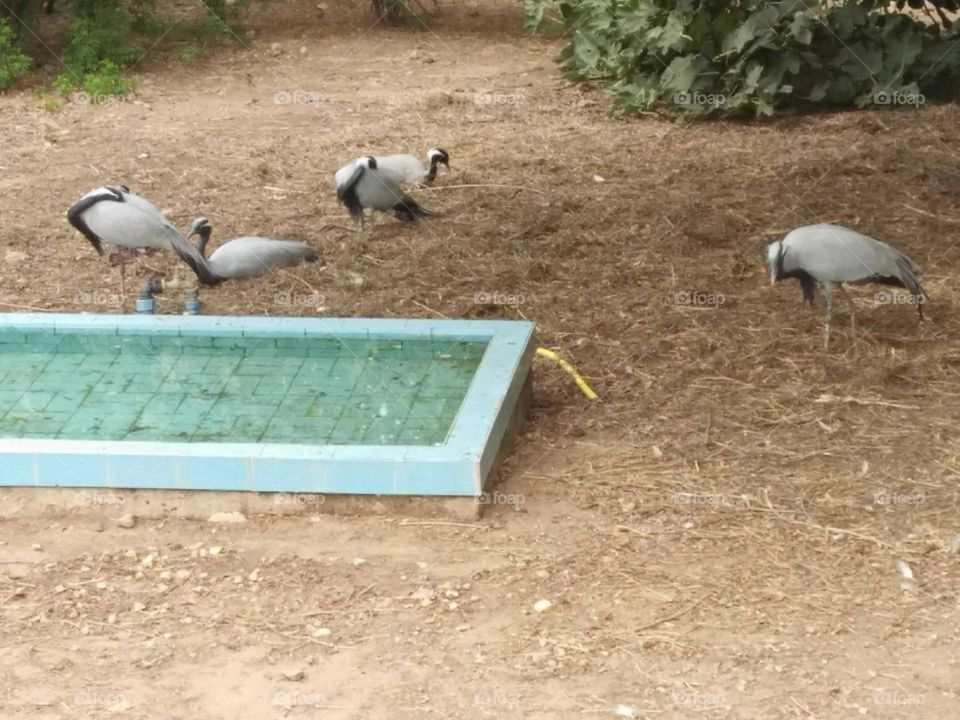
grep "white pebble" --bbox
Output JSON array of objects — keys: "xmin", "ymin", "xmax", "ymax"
[{"xmin": 533, "ymin": 599, "xmax": 552, "ymax": 613}]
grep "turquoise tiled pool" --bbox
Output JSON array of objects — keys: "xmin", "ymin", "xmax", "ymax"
[
  {"xmin": 0, "ymin": 331, "xmax": 486, "ymax": 445},
  {"xmin": 0, "ymin": 315, "xmax": 535, "ymax": 496}
]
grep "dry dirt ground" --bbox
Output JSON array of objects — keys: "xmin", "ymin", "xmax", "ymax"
[{"xmin": 1, "ymin": 1, "xmax": 960, "ymax": 718}]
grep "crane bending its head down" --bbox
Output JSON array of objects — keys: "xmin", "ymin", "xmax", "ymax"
[
  {"xmin": 766, "ymin": 224, "xmax": 925, "ymax": 352},
  {"xmin": 187, "ymin": 217, "xmax": 318, "ymax": 284}
]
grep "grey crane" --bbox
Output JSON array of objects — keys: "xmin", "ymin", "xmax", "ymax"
[
  {"xmin": 766, "ymin": 224, "xmax": 925, "ymax": 352},
  {"xmin": 373, "ymin": 148, "xmax": 450, "ymax": 185},
  {"xmin": 186, "ymin": 217, "xmax": 318, "ymax": 284},
  {"xmin": 67, "ymin": 184, "xmax": 209, "ymax": 293},
  {"xmin": 333, "ymin": 156, "xmax": 431, "ymax": 230}
]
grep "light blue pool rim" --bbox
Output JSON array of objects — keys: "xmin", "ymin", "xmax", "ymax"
[{"xmin": 0, "ymin": 314, "xmax": 536, "ymax": 496}]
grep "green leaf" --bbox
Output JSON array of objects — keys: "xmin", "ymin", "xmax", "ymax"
[
  {"xmin": 659, "ymin": 53, "xmax": 704, "ymax": 93},
  {"xmin": 657, "ymin": 11, "xmax": 691, "ymax": 52},
  {"xmin": 720, "ymin": 6, "xmax": 779, "ymax": 56},
  {"xmin": 789, "ymin": 12, "xmax": 814, "ymax": 45},
  {"xmin": 809, "ymin": 82, "xmax": 830, "ymax": 102},
  {"xmin": 571, "ymin": 32, "xmax": 602, "ymax": 74}
]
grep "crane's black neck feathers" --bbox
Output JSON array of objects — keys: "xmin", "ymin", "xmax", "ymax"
[
  {"xmin": 337, "ymin": 165, "xmax": 367, "ymax": 224},
  {"xmin": 425, "ymin": 149, "xmax": 449, "ymax": 182},
  {"xmin": 195, "ymin": 226, "xmax": 212, "ymax": 259},
  {"xmin": 66, "ymin": 187, "xmax": 125, "ymax": 256}
]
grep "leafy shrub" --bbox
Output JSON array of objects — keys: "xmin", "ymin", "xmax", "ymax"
[
  {"xmin": 64, "ymin": 1, "xmax": 142, "ymax": 72},
  {"xmin": 81, "ymin": 59, "xmax": 134, "ymax": 98},
  {"xmin": 54, "ymin": 0, "xmax": 141, "ymax": 97},
  {"xmin": 2, "ymin": 0, "xmax": 247, "ymax": 99},
  {"xmin": 523, "ymin": 0, "xmax": 960, "ymax": 117},
  {"xmin": 0, "ymin": 19, "xmax": 31, "ymax": 89}
]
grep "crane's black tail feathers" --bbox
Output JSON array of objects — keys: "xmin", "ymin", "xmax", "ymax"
[
  {"xmin": 894, "ymin": 255, "xmax": 926, "ymax": 319},
  {"xmin": 392, "ymin": 196, "xmax": 431, "ymax": 222},
  {"xmin": 799, "ymin": 273, "xmax": 816, "ymax": 305}
]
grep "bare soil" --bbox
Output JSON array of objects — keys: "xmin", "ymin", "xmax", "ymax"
[{"xmin": 1, "ymin": 1, "xmax": 959, "ymax": 718}]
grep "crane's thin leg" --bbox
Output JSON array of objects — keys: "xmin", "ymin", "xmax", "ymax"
[
  {"xmin": 837, "ymin": 284, "xmax": 857, "ymax": 345},
  {"xmin": 119, "ymin": 262, "xmax": 127, "ymax": 300},
  {"xmin": 823, "ymin": 282, "xmax": 835, "ymax": 354}
]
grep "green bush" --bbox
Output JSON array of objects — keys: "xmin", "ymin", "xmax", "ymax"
[
  {"xmin": 53, "ymin": 0, "xmax": 141, "ymax": 97},
  {"xmin": 524, "ymin": 0, "xmax": 960, "ymax": 117},
  {"xmin": 0, "ymin": 19, "xmax": 31, "ymax": 89},
  {"xmin": 2, "ymin": 0, "xmax": 250, "ymax": 99},
  {"xmin": 64, "ymin": 1, "xmax": 142, "ymax": 72}
]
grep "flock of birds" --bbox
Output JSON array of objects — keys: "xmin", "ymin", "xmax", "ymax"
[
  {"xmin": 66, "ymin": 146, "xmax": 926, "ymax": 353},
  {"xmin": 65, "ymin": 147, "xmax": 451, "ymax": 290}
]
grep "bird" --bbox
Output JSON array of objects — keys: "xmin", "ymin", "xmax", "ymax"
[
  {"xmin": 372, "ymin": 148, "xmax": 450, "ymax": 185},
  {"xmin": 334, "ymin": 156, "xmax": 431, "ymax": 230},
  {"xmin": 186, "ymin": 217, "xmax": 318, "ymax": 284},
  {"xmin": 67, "ymin": 184, "xmax": 212, "ymax": 293},
  {"xmin": 766, "ymin": 224, "xmax": 925, "ymax": 352}
]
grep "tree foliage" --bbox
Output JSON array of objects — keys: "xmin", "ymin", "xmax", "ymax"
[
  {"xmin": 1, "ymin": 0, "xmax": 245, "ymax": 98},
  {"xmin": 523, "ymin": 0, "xmax": 960, "ymax": 116},
  {"xmin": 0, "ymin": 20, "xmax": 31, "ymax": 90}
]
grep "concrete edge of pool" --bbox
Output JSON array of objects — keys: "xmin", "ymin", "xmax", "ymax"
[{"xmin": 0, "ymin": 314, "xmax": 535, "ymax": 515}]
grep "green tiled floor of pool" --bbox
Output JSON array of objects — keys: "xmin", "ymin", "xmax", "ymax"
[{"xmin": 0, "ymin": 331, "xmax": 487, "ymax": 445}]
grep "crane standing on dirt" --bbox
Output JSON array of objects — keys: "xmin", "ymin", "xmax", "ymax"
[{"xmin": 766, "ymin": 224, "xmax": 925, "ymax": 353}]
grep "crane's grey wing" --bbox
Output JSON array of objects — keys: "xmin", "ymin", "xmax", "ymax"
[
  {"xmin": 74, "ymin": 189, "xmax": 177, "ymax": 252},
  {"xmin": 828, "ymin": 227, "xmax": 924, "ymax": 296},
  {"xmin": 357, "ymin": 169, "xmax": 431, "ymax": 220},
  {"xmin": 373, "ymin": 154, "xmax": 426, "ymax": 184},
  {"xmin": 208, "ymin": 237, "xmax": 317, "ymax": 280},
  {"xmin": 115, "ymin": 189, "xmax": 216, "ymax": 285},
  {"xmin": 66, "ymin": 186, "xmax": 125, "ymax": 255},
  {"xmin": 784, "ymin": 224, "xmax": 925, "ymax": 298}
]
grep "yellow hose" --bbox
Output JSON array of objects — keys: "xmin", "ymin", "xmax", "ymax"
[{"xmin": 535, "ymin": 347, "xmax": 598, "ymax": 400}]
